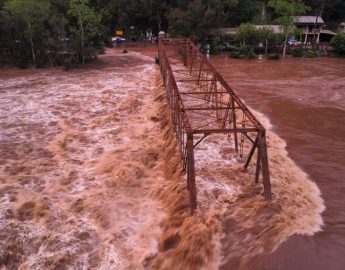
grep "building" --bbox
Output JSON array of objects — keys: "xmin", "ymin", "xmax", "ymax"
[
  {"xmin": 294, "ymin": 16, "xmax": 337, "ymax": 44},
  {"xmin": 211, "ymin": 16, "xmax": 336, "ymax": 45},
  {"xmin": 254, "ymin": 25, "xmax": 282, "ymax": 34},
  {"xmin": 294, "ymin": 16, "xmax": 325, "ymax": 44},
  {"xmin": 338, "ymin": 22, "xmax": 345, "ymax": 34},
  {"xmin": 209, "ymin": 28, "xmax": 238, "ymax": 37}
]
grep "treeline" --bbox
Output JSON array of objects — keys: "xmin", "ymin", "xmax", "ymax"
[
  {"xmin": 0, "ymin": 0, "xmax": 103, "ymax": 68},
  {"xmin": 0, "ymin": 0, "xmax": 344, "ymax": 67}
]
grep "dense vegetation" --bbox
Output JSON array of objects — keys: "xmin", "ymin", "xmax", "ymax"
[
  {"xmin": 330, "ymin": 34, "xmax": 345, "ymax": 55},
  {"xmin": 0, "ymin": 0, "xmax": 344, "ymax": 67}
]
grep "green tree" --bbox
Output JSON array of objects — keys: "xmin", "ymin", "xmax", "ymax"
[
  {"xmin": 268, "ymin": 0, "xmax": 309, "ymax": 58},
  {"xmin": 259, "ymin": 0, "xmax": 269, "ymax": 22},
  {"xmin": 236, "ymin": 23, "xmax": 259, "ymax": 47},
  {"xmin": 4, "ymin": 0, "xmax": 50, "ymax": 64},
  {"xmin": 224, "ymin": 0, "xmax": 260, "ymax": 26},
  {"xmin": 257, "ymin": 26, "xmax": 275, "ymax": 56},
  {"xmin": 330, "ymin": 34, "xmax": 345, "ymax": 55},
  {"xmin": 68, "ymin": 0, "xmax": 101, "ymax": 64},
  {"xmin": 167, "ymin": 0, "xmax": 221, "ymax": 39},
  {"xmin": 168, "ymin": 0, "xmax": 204, "ymax": 39},
  {"xmin": 141, "ymin": 0, "xmax": 169, "ymax": 32},
  {"xmin": 304, "ymin": 0, "xmax": 345, "ymax": 24}
]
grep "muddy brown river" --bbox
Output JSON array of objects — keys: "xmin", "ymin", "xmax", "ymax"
[
  {"xmin": 0, "ymin": 46, "xmax": 343, "ymax": 269},
  {"xmin": 211, "ymin": 55, "xmax": 345, "ymax": 270}
]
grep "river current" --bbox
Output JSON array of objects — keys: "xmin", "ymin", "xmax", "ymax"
[
  {"xmin": 0, "ymin": 47, "xmax": 343, "ymax": 269},
  {"xmin": 211, "ymin": 55, "xmax": 345, "ymax": 270}
]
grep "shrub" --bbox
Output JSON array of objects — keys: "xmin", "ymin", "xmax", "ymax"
[
  {"xmin": 99, "ymin": 47, "xmax": 106, "ymax": 54},
  {"xmin": 210, "ymin": 39, "xmax": 220, "ymax": 55},
  {"xmin": 226, "ymin": 45, "xmax": 241, "ymax": 52},
  {"xmin": 35, "ymin": 54, "xmax": 49, "ymax": 68},
  {"xmin": 13, "ymin": 43, "xmax": 31, "ymax": 68},
  {"xmin": 267, "ymin": 53, "xmax": 280, "ymax": 60},
  {"xmin": 230, "ymin": 51, "xmax": 242, "ymax": 58},
  {"xmin": 244, "ymin": 50, "xmax": 256, "ymax": 59},
  {"xmin": 304, "ymin": 50, "xmax": 317, "ymax": 58},
  {"xmin": 291, "ymin": 47, "xmax": 304, "ymax": 57},
  {"xmin": 14, "ymin": 56, "xmax": 30, "ymax": 69},
  {"xmin": 84, "ymin": 47, "xmax": 98, "ymax": 60},
  {"xmin": 63, "ymin": 56, "xmax": 77, "ymax": 70},
  {"xmin": 229, "ymin": 46, "xmax": 256, "ymax": 59},
  {"xmin": 330, "ymin": 34, "xmax": 345, "ymax": 55},
  {"xmin": 14, "ymin": 53, "xmax": 30, "ymax": 68}
]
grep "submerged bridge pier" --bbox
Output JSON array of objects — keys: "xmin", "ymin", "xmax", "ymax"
[{"xmin": 158, "ymin": 38, "xmax": 272, "ymax": 214}]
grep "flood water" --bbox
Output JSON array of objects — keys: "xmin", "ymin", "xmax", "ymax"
[
  {"xmin": 0, "ymin": 46, "xmax": 343, "ymax": 270},
  {"xmin": 211, "ymin": 55, "xmax": 345, "ymax": 270}
]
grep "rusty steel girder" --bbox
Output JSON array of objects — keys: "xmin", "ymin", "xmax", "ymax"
[{"xmin": 158, "ymin": 38, "xmax": 272, "ymax": 214}]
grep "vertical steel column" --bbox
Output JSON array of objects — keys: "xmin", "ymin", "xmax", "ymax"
[
  {"xmin": 190, "ymin": 46, "xmax": 194, "ymax": 74},
  {"xmin": 231, "ymin": 98, "xmax": 239, "ymax": 153},
  {"xmin": 259, "ymin": 132, "xmax": 272, "ymax": 201},
  {"xmin": 197, "ymin": 58, "xmax": 203, "ymax": 85},
  {"xmin": 255, "ymin": 145, "xmax": 261, "ymax": 184},
  {"xmin": 185, "ymin": 41, "xmax": 189, "ymax": 67},
  {"xmin": 244, "ymin": 134, "xmax": 259, "ymax": 169},
  {"xmin": 187, "ymin": 132, "xmax": 197, "ymax": 214}
]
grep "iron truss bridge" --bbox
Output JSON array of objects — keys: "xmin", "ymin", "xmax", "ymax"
[{"xmin": 158, "ymin": 38, "xmax": 272, "ymax": 214}]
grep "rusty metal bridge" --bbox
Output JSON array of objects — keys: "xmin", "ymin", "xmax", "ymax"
[{"xmin": 158, "ymin": 38, "xmax": 272, "ymax": 214}]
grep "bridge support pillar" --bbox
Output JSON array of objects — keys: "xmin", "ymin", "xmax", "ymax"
[
  {"xmin": 259, "ymin": 132, "xmax": 272, "ymax": 201},
  {"xmin": 187, "ymin": 133, "xmax": 197, "ymax": 214}
]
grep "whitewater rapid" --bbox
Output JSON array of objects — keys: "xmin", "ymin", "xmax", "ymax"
[{"xmin": 0, "ymin": 50, "xmax": 324, "ymax": 270}]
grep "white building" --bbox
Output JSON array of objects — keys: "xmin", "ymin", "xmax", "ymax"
[
  {"xmin": 211, "ymin": 16, "xmax": 337, "ymax": 44},
  {"xmin": 294, "ymin": 16, "xmax": 324, "ymax": 44}
]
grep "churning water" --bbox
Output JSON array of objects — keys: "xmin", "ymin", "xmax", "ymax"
[
  {"xmin": 212, "ymin": 55, "xmax": 345, "ymax": 270},
  {"xmin": 0, "ymin": 49, "xmax": 327, "ymax": 269}
]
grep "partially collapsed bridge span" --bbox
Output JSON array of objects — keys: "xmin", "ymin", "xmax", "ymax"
[{"xmin": 158, "ymin": 38, "xmax": 272, "ymax": 213}]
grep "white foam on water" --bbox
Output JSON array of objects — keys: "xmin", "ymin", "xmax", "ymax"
[
  {"xmin": 0, "ymin": 53, "xmax": 166, "ymax": 269},
  {"xmin": 0, "ymin": 49, "xmax": 325, "ymax": 270}
]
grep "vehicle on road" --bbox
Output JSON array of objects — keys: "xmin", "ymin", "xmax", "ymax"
[
  {"xmin": 288, "ymin": 39, "xmax": 302, "ymax": 46},
  {"xmin": 112, "ymin": 36, "xmax": 126, "ymax": 46}
]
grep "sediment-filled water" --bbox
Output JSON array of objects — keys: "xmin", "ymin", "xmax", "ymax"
[
  {"xmin": 0, "ymin": 48, "xmax": 332, "ymax": 269},
  {"xmin": 211, "ymin": 55, "xmax": 345, "ymax": 270},
  {"xmin": 0, "ymin": 51, "xmax": 168, "ymax": 269}
]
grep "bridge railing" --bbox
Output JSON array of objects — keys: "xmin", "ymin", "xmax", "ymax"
[{"xmin": 158, "ymin": 38, "xmax": 191, "ymax": 167}]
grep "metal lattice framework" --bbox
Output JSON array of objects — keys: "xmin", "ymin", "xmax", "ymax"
[{"xmin": 158, "ymin": 38, "xmax": 272, "ymax": 213}]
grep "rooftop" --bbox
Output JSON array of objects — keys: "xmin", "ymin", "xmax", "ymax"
[
  {"xmin": 320, "ymin": 29, "xmax": 337, "ymax": 36},
  {"xmin": 255, "ymin": 25, "xmax": 282, "ymax": 33},
  {"xmin": 210, "ymin": 28, "xmax": 238, "ymax": 35},
  {"xmin": 295, "ymin": 16, "xmax": 324, "ymax": 25}
]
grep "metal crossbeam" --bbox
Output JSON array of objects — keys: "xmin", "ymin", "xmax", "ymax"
[{"xmin": 158, "ymin": 38, "xmax": 272, "ymax": 214}]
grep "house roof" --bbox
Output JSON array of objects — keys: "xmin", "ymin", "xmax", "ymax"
[
  {"xmin": 210, "ymin": 28, "xmax": 238, "ymax": 35},
  {"xmin": 254, "ymin": 25, "xmax": 282, "ymax": 34},
  {"xmin": 210, "ymin": 25, "xmax": 283, "ymax": 36},
  {"xmin": 320, "ymin": 29, "xmax": 337, "ymax": 36},
  {"xmin": 295, "ymin": 16, "xmax": 324, "ymax": 25}
]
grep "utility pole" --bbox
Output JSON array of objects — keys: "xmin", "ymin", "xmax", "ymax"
[{"xmin": 312, "ymin": 0, "xmax": 326, "ymax": 49}]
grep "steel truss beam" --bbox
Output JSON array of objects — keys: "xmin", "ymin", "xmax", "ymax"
[{"xmin": 158, "ymin": 38, "xmax": 272, "ymax": 214}]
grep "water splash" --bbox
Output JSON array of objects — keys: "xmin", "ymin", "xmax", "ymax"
[{"xmin": 0, "ymin": 50, "xmax": 325, "ymax": 270}]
